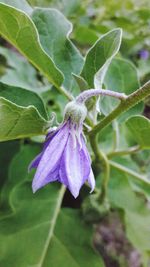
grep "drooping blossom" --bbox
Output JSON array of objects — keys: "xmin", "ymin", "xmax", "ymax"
[{"xmin": 29, "ymin": 101, "xmax": 95, "ymax": 198}]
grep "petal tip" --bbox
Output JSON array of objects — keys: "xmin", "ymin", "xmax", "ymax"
[
  {"xmin": 88, "ymin": 169, "xmax": 95, "ymax": 193},
  {"xmin": 69, "ymin": 187, "xmax": 80, "ymax": 199},
  {"xmin": 32, "ymin": 186, "xmax": 37, "ymax": 194},
  {"xmin": 72, "ymin": 192, "xmax": 79, "ymax": 199},
  {"xmin": 32, "ymin": 181, "xmax": 40, "ymax": 193}
]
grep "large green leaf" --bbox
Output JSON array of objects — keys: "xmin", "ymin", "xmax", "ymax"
[
  {"xmin": 0, "ymin": 0, "xmax": 32, "ymax": 13},
  {"xmin": 32, "ymin": 8, "xmax": 84, "ymax": 90},
  {"xmin": 109, "ymin": 168, "xmax": 144, "ymax": 211},
  {"xmin": 48, "ymin": 209, "xmax": 104, "ymax": 267},
  {"xmin": 104, "ymin": 58, "xmax": 139, "ymax": 107},
  {"xmin": 73, "ymin": 25, "xmax": 98, "ymax": 46},
  {"xmin": 0, "ymin": 145, "xmax": 104, "ymax": 267},
  {"xmin": 126, "ymin": 115, "xmax": 150, "ymax": 149},
  {"xmin": 28, "ymin": 0, "xmax": 80, "ymax": 17},
  {"xmin": 0, "ymin": 46, "xmax": 48, "ymax": 91},
  {"xmin": 101, "ymin": 58, "xmax": 143, "ymax": 118},
  {"xmin": 109, "ymin": 155, "xmax": 150, "ymax": 199},
  {"xmin": 81, "ymin": 28, "xmax": 122, "ymax": 88},
  {"xmin": 0, "ymin": 3, "xmax": 63, "ymax": 87},
  {"xmin": 0, "ymin": 141, "xmax": 19, "ymax": 188},
  {"xmin": 0, "ymin": 82, "xmax": 48, "ymax": 119},
  {"xmin": 108, "ymin": 167, "xmax": 150, "ymax": 260},
  {"xmin": 125, "ymin": 211, "xmax": 150, "ymax": 253},
  {"xmin": 0, "ymin": 97, "xmax": 48, "ymax": 141}
]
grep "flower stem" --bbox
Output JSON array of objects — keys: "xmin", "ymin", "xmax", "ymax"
[
  {"xmin": 76, "ymin": 88, "xmax": 127, "ymax": 103},
  {"xmin": 89, "ymin": 136, "xmax": 110, "ymax": 203},
  {"xmin": 89, "ymin": 80, "xmax": 150, "ymax": 136},
  {"xmin": 107, "ymin": 145, "xmax": 141, "ymax": 158}
]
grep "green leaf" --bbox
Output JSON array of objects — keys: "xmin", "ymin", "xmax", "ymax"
[
  {"xmin": 108, "ymin": 167, "xmax": 150, "ymax": 260},
  {"xmin": 0, "ymin": 0, "xmax": 32, "ymax": 13},
  {"xmin": 109, "ymin": 159, "xmax": 149, "ymax": 188},
  {"xmin": 0, "ymin": 46, "xmax": 48, "ymax": 91},
  {"xmin": 0, "ymin": 82, "xmax": 48, "ymax": 119},
  {"xmin": 0, "ymin": 145, "xmax": 41, "ymax": 212},
  {"xmin": 72, "ymin": 74, "xmax": 89, "ymax": 91},
  {"xmin": 0, "ymin": 3, "xmax": 63, "ymax": 87},
  {"xmin": 125, "ymin": 211, "xmax": 150, "ymax": 253},
  {"xmin": 0, "ymin": 141, "xmax": 19, "ymax": 188},
  {"xmin": 0, "ymin": 145, "xmax": 104, "ymax": 267},
  {"xmin": 101, "ymin": 58, "xmax": 143, "ymax": 117},
  {"xmin": 105, "ymin": 58, "xmax": 139, "ymax": 103},
  {"xmin": 54, "ymin": 0, "xmax": 80, "ymax": 17},
  {"xmin": 32, "ymin": 8, "xmax": 84, "ymax": 90},
  {"xmin": 0, "ymin": 97, "xmax": 48, "ymax": 141},
  {"xmin": 109, "ymin": 169, "xmax": 140, "ymax": 211},
  {"xmin": 49, "ymin": 209, "xmax": 104, "ymax": 267},
  {"xmin": 126, "ymin": 115, "xmax": 150, "ymax": 149},
  {"xmin": 73, "ymin": 25, "xmax": 98, "ymax": 46},
  {"xmin": 109, "ymin": 155, "xmax": 150, "ymax": 199},
  {"xmin": 81, "ymin": 28, "xmax": 122, "ymax": 88},
  {"xmin": 28, "ymin": 0, "xmax": 80, "ymax": 17}
]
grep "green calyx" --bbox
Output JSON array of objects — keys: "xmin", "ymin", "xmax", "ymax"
[{"xmin": 64, "ymin": 101, "xmax": 87, "ymax": 125}]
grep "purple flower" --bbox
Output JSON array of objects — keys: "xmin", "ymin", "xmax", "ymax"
[
  {"xmin": 139, "ymin": 49, "xmax": 149, "ymax": 60},
  {"xmin": 29, "ymin": 102, "xmax": 95, "ymax": 198}
]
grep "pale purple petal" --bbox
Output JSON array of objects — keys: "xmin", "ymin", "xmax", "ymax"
[
  {"xmin": 59, "ymin": 134, "xmax": 90, "ymax": 198},
  {"xmin": 45, "ymin": 128, "xmax": 59, "ymax": 143},
  {"xmin": 43, "ymin": 130, "xmax": 58, "ymax": 150},
  {"xmin": 32, "ymin": 123, "xmax": 69, "ymax": 193},
  {"xmin": 81, "ymin": 135, "xmax": 91, "ymax": 163},
  {"xmin": 28, "ymin": 152, "xmax": 43, "ymax": 171},
  {"xmin": 81, "ymin": 135, "xmax": 95, "ymax": 192},
  {"xmin": 32, "ymin": 168, "xmax": 59, "ymax": 192},
  {"xmin": 88, "ymin": 169, "xmax": 95, "ymax": 192},
  {"xmin": 29, "ymin": 129, "xmax": 58, "ymax": 172},
  {"xmin": 30, "ymin": 118, "xmax": 95, "ymax": 197}
]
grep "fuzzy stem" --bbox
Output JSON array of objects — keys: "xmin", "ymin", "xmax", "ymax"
[
  {"xmin": 76, "ymin": 88, "xmax": 127, "ymax": 103},
  {"xmin": 89, "ymin": 80, "xmax": 150, "ymax": 136}
]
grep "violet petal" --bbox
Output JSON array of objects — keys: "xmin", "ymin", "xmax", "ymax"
[
  {"xmin": 81, "ymin": 136, "xmax": 95, "ymax": 192},
  {"xmin": 32, "ymin": 168, "xmax": 59, "ymax": 193},
  {"xmin": 88, "ymin": 169, "xmax": 95, "ymax": 192},
  {"xmin": 59, "ymin": 134, "xmax": 90, "ymax": 198},
  {"xmin": 29, "ymin": 129, "xmax": 58, "ymax": 172},
  {"xmin": 32, "ymin": 124, "xmax": 69, "ymax": 192},
  {"xmin": 28, "ymin": 152, "xmax": 43, "ymax": 171}
]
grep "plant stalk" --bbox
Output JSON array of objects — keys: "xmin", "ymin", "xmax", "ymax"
[
  {"xmin": 76, "ymin": 88, "xmax": 127, "ymax": 103},
  {"xmin": 89, "ymin": 80, "xmax": 150, "ymax": 136}
]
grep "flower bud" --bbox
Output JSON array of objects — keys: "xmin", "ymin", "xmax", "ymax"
[{"xmin": 64, "ymin": 101, "xmax": 87, "ymax": 125}]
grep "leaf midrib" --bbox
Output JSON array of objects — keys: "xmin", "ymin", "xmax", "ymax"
[{"xmin": 37, "ymin": 185, "xmax": 65, "ymax": 267}]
